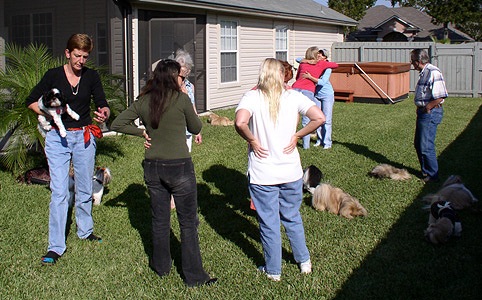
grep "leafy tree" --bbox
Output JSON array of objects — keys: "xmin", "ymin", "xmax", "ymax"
[
  {"xmin": 391, "ymin": 0, "xmax": 481, "ymax": 41},
  {"xmin": 0, "ymin": 43, "xmax": 126, "ymax": 176},
  {"xmin": 328, "ymin": 0, "xmax": 376, "ymax": 36},
  {"xmin": 328, "ymin": 0, "xmax": 376, "ymax": 21},
  {"xmin": 390, "ymin": 0, "xmax": 427, "ymax": 9}
]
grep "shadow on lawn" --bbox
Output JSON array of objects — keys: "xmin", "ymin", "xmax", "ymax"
[
  {"xmin": 105, "ymin": 183, "xmax": 183, "ymax": 275},
  {"xmin": 333, "ymin": 106, "xmax": 482, "ymax": 299},
  {"xmin": 200, "ymin": 164, "xmax": 297, "ymax": 267},
  {"xmin": 335, "ymin": 141, "xmax": 420, "ymax": 177}
]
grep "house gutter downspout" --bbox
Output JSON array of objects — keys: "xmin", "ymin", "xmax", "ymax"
[{"xmin": 113, "ymin": 0, "xmax": 133, "ymax": 106}]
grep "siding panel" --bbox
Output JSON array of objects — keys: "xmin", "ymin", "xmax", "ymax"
[{"xmin": 206, "ymin": 15, "xmax": 344, "ymax": 110}]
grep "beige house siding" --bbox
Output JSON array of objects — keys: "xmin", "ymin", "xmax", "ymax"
[
  {"xmin": 206, "ymin": 14, "xmax": 344, "ymax": 110},
  {"xmin": 292, "ymin": 23, "xmax": 343, "ymax": 62},
  {"xmin": 3, "ymin": 0, "xmax": 109, "ymax": 61}
]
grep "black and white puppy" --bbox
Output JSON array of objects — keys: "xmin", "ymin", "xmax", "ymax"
[
  {"xmin": 69, "ymin": 167, "xmax": 112, "ymax": 206},
  {"xmin": 38, "ymin": 88, "xmax": 79, "ymax": 137},
  {"xmin": 303, "ymin": 165, "xmax": 324, "ymax": 193},
  {"xmin": 425, "ymin": 201, "xmax": 462, "ymax": 245}
]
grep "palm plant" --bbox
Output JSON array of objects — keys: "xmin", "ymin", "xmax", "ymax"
[{"xmin": 0, "ymin": 43, "xmax": 126, "ymax": 176}]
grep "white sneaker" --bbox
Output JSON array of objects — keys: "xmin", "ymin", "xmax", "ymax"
[
  {"xmin": 313, "ymin": 141, "xmax": 321, "ymax": 147},
  {"xmin": 299, "ymin": 259, "xmax": 312, "ymax": 274},
  {"xmin": 258, "ymin": 266, "xmax": 281, "ymax": 281}
]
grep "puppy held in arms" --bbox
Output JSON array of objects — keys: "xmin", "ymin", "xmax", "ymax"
[
  {"xmin": 38, "ymin": 88, "xmax": 79, "ymax": 137},
  {"xmin": 425, "ymin": 201, "xmax": 462, "ymax": 245},
  {"xmin": 370, "ymin": 164, "xmax": 411, "ymax": 181},
  {"xmin": 311, "ymin": 183, "xmax": 367, "ymax": 219},
  {"xmin": 207, "ymin": 112, "xmax": 234, "ymax": 126},
  {"xmin": 69, "ymin": 166, "xmax": 112, "ymax": 206}
]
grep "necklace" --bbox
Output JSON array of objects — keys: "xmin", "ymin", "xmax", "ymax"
[{"xmin": 71, "ymin": 76, "xmax": 81, "ymax": 95}]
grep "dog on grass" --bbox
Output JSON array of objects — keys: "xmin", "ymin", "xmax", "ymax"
[
  {"xmin": 302, "ymin": 165, "xmax": 367, "ymax": 219},
  {"xmin": 310, "ymin": 183, "xmax": 367, "ymax": 219},
  {"xmin": 37, "ymin": 88, "xmax": 79, "ymax": 137},
  {"xmin": 302, "ymin": 165, "xmax": 324, "ymax": 193},
  {"xmin": 422, "ymin": 175, "xmax": 478, "ymax": 211},
  {"xmin": 69, "ymin": 166, "xmax": 112, "ymax": 206},
  {"xmin": 370, "ymin": 164, "xmax": 411, "ymax": 181},
  {"xmin": 424, "ymin": 200, "xmax": 462, "ymax": 245},
  {"xmin": 207, "ymin": 112, "xmax": 234, "ymax": 126}
]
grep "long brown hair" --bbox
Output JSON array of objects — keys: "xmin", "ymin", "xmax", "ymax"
[{"xmin": 139, "ymin": 59, "xmax": 181, "ymax": 129}]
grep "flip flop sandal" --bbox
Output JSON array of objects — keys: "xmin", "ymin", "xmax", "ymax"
[{"xmin": 41, "ymin": 251, "xmax": 61, "ymax": 265}]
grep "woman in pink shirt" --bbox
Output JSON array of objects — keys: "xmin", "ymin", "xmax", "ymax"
[{"xmin": 292, "ymin": 46, "xmax": 338, "ymax": 149}]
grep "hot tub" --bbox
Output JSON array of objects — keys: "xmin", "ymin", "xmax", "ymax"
[{"xmin": 330, "ymin": 62, "xmax": 411, "ymax": 104}]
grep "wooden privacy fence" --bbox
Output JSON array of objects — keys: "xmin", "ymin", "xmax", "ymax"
[{"xmin": 332, "ymin": 42, "xmax": 482, "ymax": 98}]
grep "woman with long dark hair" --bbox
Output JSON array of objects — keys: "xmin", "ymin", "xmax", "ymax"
[{"xmin": 111, "ymin": 59, "xmax": 216, "ymax": 287}]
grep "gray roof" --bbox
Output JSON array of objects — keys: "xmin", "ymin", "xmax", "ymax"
[
  {"xmin": 350, "ymin": 5, "xmax": 473, "ymax": 42},
  {"xmin": 134, "ymin": 0, "xmax": 357, "ymax": 26}
]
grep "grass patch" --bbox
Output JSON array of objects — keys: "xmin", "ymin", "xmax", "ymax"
[{"xmin": 1, "ymin": 97, "xmax": 481, "ymax": 299}]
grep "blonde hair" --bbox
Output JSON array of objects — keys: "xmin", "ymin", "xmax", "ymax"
[
  {"xmin": 257, "ymin": 58, "xmax": 285, "ymax": 124},
  {"xmin": 305, "ymin": 46, "xmax": 319, "ymax": 60}
]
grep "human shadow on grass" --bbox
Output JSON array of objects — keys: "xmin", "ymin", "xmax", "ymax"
[
  {"xmin": 200, "ymin": 164, "xmax": 296, "ymax": 267},
  {"xmin": 335, "ymin": 141, "xmax": 420, "ymax": 177},
  {"xmin": 332, "ymin": 106, "xmax": 482, "ymax": 299},
  {"xmin": 104, "ymin": 183, "xmax": 183, "ymax": 277},
  {"xmin": 96, "ymin": 138, "xmax": 124, "ymax": 161}
]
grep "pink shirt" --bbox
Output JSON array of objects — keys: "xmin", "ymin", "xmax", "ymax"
[{"xmin": 292, "ymin": 60, "xmax": 338, "ymax": 93}]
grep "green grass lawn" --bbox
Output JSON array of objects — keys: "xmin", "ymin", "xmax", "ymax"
[{"xmin": 1, "ymin": 97, "xmax": 481, "ymax": 299}]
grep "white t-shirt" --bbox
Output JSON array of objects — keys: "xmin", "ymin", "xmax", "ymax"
[{"xmin": 236, "ymin": 89, "xmax": 315, "ymax": 185}]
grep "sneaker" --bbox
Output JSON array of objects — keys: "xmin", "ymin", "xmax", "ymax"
[
  {"xmin": 313, "ymin": 141, "xmax": 321, "ymax": 147},
  {"xmin": 323, "ymin": 146, "xmax": 331, "ymax": 150},
  {"xmin": 299, "ymin": 259, "xmax": 312, "ymax": 274},
  {"xmin": 85, "ymin": 233, "xmax": 102, "ymax": 242},
  {"xmin": 257, "ymin": 266, "xmax": 281, "ymax": 281}
]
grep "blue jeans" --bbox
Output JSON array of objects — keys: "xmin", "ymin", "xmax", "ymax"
[
  {"xmin": 414, "ymin": 107, "xmax": 443, "ymax": 179},
  {"xmin": 44, "ymin": 129, "xmax": 96, "ymax": 255},
  {"xmin": 294, "ymin": 89, "xmax": 318, "ymax": 149},
  {"xmin": 143, "ymin": 158, "xmax": 210, "ymax": 287},
  {"xmin": 249, "ymin": 178, "xmax": 310, "ymax": 276},
  {"xmin": 317, "ymin": 93, "xmax": 334, "ymax": 148}
]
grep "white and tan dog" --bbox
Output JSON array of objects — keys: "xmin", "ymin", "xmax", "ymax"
[
  {"xmin": 69, "ymin": 166, "xmax": 112, "ymax": 206},
  {"xmin": 422, "ymin": 175, "xmax": 478, "ymax": 210},
  {"xmin": 38, "ymin": 88, "xmax": 79, "ymax": 137},
  {"xmin": 370, "ymin": 164, "xmax": 411, "ymax": 181},
  {"xmin": 310, "ymin": 183, "xmax": 367, "ymax": 219}
]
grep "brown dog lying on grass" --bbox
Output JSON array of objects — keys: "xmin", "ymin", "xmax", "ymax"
[
  {"xmin": 369, "ymin": 164, "xmax": 411, "ymax": 181},
  {"xmin": 207, "ymin": 112, "xmax": 234, "ymax": 126},
  {"xmin": 310, "ymin": 183, "xmax": 367, "ymax": 219}
]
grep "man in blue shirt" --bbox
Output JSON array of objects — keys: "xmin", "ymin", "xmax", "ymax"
[{"xmin": 410, "ymin": 49, "xmax": 448, "ymax": 183}]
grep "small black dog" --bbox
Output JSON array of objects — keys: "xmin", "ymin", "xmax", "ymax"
[
  {"xmin": 38, "ymin": 88, "xmax": 79, "ymax": 137},
  {"xmin": 303, "ymin": 165, "xmax": 324, "ymax": 193}
]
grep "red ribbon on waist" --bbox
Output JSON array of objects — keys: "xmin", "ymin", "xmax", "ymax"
[
  {"xmin": 83, "ymin": 124, "xmax": 103, "ymax": 143},
  {"xmin": 56, "ymin": 124, "xmax": 103, "ymax": 144}
]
